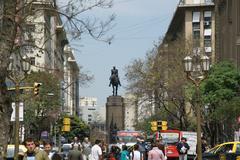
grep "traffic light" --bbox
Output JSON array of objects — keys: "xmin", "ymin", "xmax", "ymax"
[
  {"xmin": 62, "ymin": 117, "xmax": 71, "ymax": 132},
  {"xmin": 151, "ymin": 121, "xmax": 158, "ymax": 131},
  {"xmin": 161, "ymin": 121, "xmax": 168, "ymax": 130},
  {"xmin": 151, "ymin": 120, "xmax": 168, "ymax": 131},
  {"xmin": 33, "ymin": 82, "xmax": 42, "ymax": 95}
]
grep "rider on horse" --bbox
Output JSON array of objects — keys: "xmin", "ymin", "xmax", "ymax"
[{"xmin": 109, "ymin": 66, "xmax": 121, "ymax": 87}]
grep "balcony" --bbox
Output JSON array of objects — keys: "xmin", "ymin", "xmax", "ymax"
[{"xmin": 179, "ymin": 0, "xmax": 214, "ymax": 7}]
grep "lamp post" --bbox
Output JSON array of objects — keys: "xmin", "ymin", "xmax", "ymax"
[
  {"xmin": 183, "ymin": 51, "xmax": 210, "ymax": 160},
  {"xmin": 7, "ymin": 56, "xmax": 30, "ymax": 160}
]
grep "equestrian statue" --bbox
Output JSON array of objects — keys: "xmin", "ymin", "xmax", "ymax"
[{"xmin": 109, "ymin": 66, "xmax": 121, "ymax": 96}]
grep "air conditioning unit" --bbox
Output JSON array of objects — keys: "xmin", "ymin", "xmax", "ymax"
[
  {"xmin": 204, "ymin": 21, "xmax": 210, "ymax": 26},
  {"xmin": 205, "ymin": 47, "xmax": 212, "ymax": 53}
]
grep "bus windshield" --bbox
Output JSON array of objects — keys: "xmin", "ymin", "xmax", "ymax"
[
  {"xmin": 117, "ymin": 131, "xmax": 144, "ymax": 144},
  {"xmin": 161, "ymin": 132, "xmax": 180, "ymax": 144}
]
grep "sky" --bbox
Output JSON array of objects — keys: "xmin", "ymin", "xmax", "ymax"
[{"xmin": 72, "ymin": 0, "xmax": 179, "ymax": 107}]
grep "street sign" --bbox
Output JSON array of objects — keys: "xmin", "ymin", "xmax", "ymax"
[{"xmin": 11, "ymin": 102, "xmax": 24, "ymax": 121}]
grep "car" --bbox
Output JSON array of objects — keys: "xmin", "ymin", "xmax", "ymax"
[
  {"xmin": 202, "ymin": 141, "xmax": 240, "ymax": 160},
  {"xmin": 61, "ymin": 143, "xmax": 72, "ymax": 160},
  {"xmin": 7, "ymin": 144, "xmax": 27, "ymax": 160}
]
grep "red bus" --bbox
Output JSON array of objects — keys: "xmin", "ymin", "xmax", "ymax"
[
  {"xmin": 159, "ymin": 130, "xmax": 182, "ymax": 159},
  {"xmin": 116, "ymin": 130, "xmax": 144, "ymax": 146}
]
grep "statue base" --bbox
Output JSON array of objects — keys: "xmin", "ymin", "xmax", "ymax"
[{"xmin": 105, "ymin": 96, "xmax": 125, "ymax": 144}]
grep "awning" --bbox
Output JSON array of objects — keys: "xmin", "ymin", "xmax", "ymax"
[
  {"xmin": 192, "ymin": 12, "xmax": 200, "ymax": 22},
  {"xmin": 204, "ymin": 29, "xmax": 212, "ymax": 36}
]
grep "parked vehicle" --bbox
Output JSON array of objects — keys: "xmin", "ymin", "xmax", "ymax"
[
  {"xmin": 61, "ymin": 143, "xmax": 72, "ymax": 160},
  {"xmin": 202, "ymin": 141, "xmax": 240, "ymax": 160},
  {"xmin": 7, "ymin": 144, "xmax": 27, "ymax": 160},
  {"xmin": 181, "ymin": 131, "xmax": 197, "ymax": 159}
]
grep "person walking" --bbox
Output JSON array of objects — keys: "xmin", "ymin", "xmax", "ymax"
[
  {"xmin": 130, "ymin": 144, "xmax": 143, "ymax": 160},
  {"xmin": 148, "ymin": 142, "xmax": 165, "ymax": 160},
  {"xmin": 43, "ymin": 140, "xmax": 61, "ymax": 160},
  {"xmin": 82, "ymin": 137, "xmax": 92, "ymax": 160},
  {"xmin": 176, "ymin": 137, "xmax": 190, "ymax": 160},
  {"xmin": 120, "ymin": 145, "xmax": 129, "ymax": 160},
  {"xmin": 43, "ymin": 140, "xmax": 55, "ymax": 159},
  {"xmin": 91, "ymin": 139, "xmax": 102, "ymax": 160},
  {"xmin": 71, "ymin": 136, "xmax": 83, "ymax": 152},
  {"xmin": 23, "ymin": 137, "xmax": 50, "ymax": 160},
  {"xmin": 68, "ymin": 143, "xmax": 83, "ymax": 160}
]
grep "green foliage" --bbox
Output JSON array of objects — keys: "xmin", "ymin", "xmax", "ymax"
[
  {"xmin": 23, "ymin": 71, "xmax": 61, "ymax": 137},
  {"xmin": 62, "ymin": 115, "xmax": 90, "ymax": 141},
  {"xmin": 202, "ymin": 61, "xmax": 240, "ymax": 105},
  {"xmin": 213, "ymin": 97, "xmax": 240, "ymax": 121},
  {"xmin": 200, "ymin": 61, "xmax": 240, "ymax": 144}
]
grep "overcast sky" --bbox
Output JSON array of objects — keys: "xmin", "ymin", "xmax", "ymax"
[{"xmin": 71, "ymin": 0, "xmax": 179, "ymax": 107}]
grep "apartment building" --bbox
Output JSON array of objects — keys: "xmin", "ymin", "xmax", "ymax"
[
  {"xmin": 23, "ymin": 0, "xmax": 79, "ymax": 116},
  {"xmin": 79, "ymin": 97, "xmax": 98, "ymax": 124},
  {"xmin": 165, "ymin": 0, "xmax": 215, "ymax": 61}
]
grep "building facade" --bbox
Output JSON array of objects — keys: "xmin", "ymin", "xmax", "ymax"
[
  {"xmin": 165, "ymin": 0, "xmax": 215, "ymax": 60},
  {"xmin": 24, "ymin": 0, "xmax": 79, "ymax": 116},
  {"xmin": 165, "ymin": 0, "xmax": 240, "ymax": 67},
  {"xmin": 79, "ymin": 97, "xmax": 98, "ymax": 124},
  {"xmin": 215, "ymin": 0, "xmax": 240, "ymax": 67}
]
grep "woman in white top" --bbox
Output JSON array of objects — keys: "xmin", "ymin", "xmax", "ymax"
[{"xmin": 130, "ymin": 144, "xmax": 143, "ymax": 160}]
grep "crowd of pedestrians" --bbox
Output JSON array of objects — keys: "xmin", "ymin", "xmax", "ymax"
[{"xmin": 19, "ymin": 135, "xmax": 209, "ymax": 160}]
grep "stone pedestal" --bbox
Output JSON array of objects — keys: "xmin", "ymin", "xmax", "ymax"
[{"xmin": 106, "ymin": 96, "xmax": 124, "ymax": 144}]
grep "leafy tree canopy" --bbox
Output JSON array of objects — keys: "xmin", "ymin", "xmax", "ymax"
[{"xmin": 202, "ymin": 61, "xmax": 240, "ymax": 104}]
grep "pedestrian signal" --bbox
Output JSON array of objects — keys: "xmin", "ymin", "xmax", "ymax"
[{"xmin": 33, "ymin": 82, "xmax": 42, "ymax": 95}]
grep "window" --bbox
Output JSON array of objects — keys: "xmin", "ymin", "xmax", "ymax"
[
  {"xmin": 23, "ymin": 46, "xmax": 34, "ymax": 54},
  {"xmin": 204, "ymin": 29, "xmax": 212, "ymax": 52},
  {"xmin": 193, "ymin": 31, "xmax": 200, "ymax": 40},
  {"xmin": 193, "ymin": 22, "xmax": 200, "ymax": 42},
  {"xmin": 24, "ymin": 24, "xmax": 35, "ymax": 42},
  {"xmin": 30, "ymin": 57, "xmax": 35, "ymax": 65},
  {"xmin": 192, "ymin": 11, "xmax": 200, "ymax": 45},
  {"xmin": 236, "ymin": 144, "xmax": 240, "ymax": 153},
  {"xmin": 204, "ymin": 36, "xmax": 211, "ymax": 47},
  {"xmin": 88, "ymin": 114, "xmax": 92, "ymax": 117},
  {"xmin": 204, "ymin": 11, "xmax": 212, "ymax": 29},
  {"xmin": 85, "ymin": 101, "xmax": 88, "ymax": 106},
  {"xmin": 193, "ymin": 23, "xmax": 200, "ymax": 31},
  {"xmin": 216, "ymin": 144, "xmax": 233, "ymax": 154},
  {"xmin": 205, "ymin": 0, "xmax": 213, "ymax": 4}
]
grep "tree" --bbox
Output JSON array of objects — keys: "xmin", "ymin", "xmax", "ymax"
[
  {"xmin": 61, "ymin": 115, "xmax": 89, "ymax": 142},
  {"xmin": 0, "ymin": 0, "xmax": 114, "ymax": 156},
  {"xmin": 201, "ymin": 61, "xmax": 240, "ymax": 146},
  {"xmin": 125, "ymin": 38, "xmax": 196, "ymax": 131},
  {"xmin": 21, "ymin": 71, "xmax": 61, "ymax": 139}
]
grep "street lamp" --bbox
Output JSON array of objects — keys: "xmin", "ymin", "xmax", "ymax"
[
  {"xmin": 183, "ymin": 50, "xmax": 210, "ymax": 160},
  {"xmin": 7, "ymin": 55, "xmax": 30, "ymax": 160}
]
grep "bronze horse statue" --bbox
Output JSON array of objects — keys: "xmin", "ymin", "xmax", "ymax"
[{"xmin": 109, "ymin": 74, "xmax": 121, "ymax": 96}]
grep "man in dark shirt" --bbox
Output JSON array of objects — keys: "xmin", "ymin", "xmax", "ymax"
[{"xmin": 176, "ymin": 137, "xmax": 190, "ymax": 160}]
